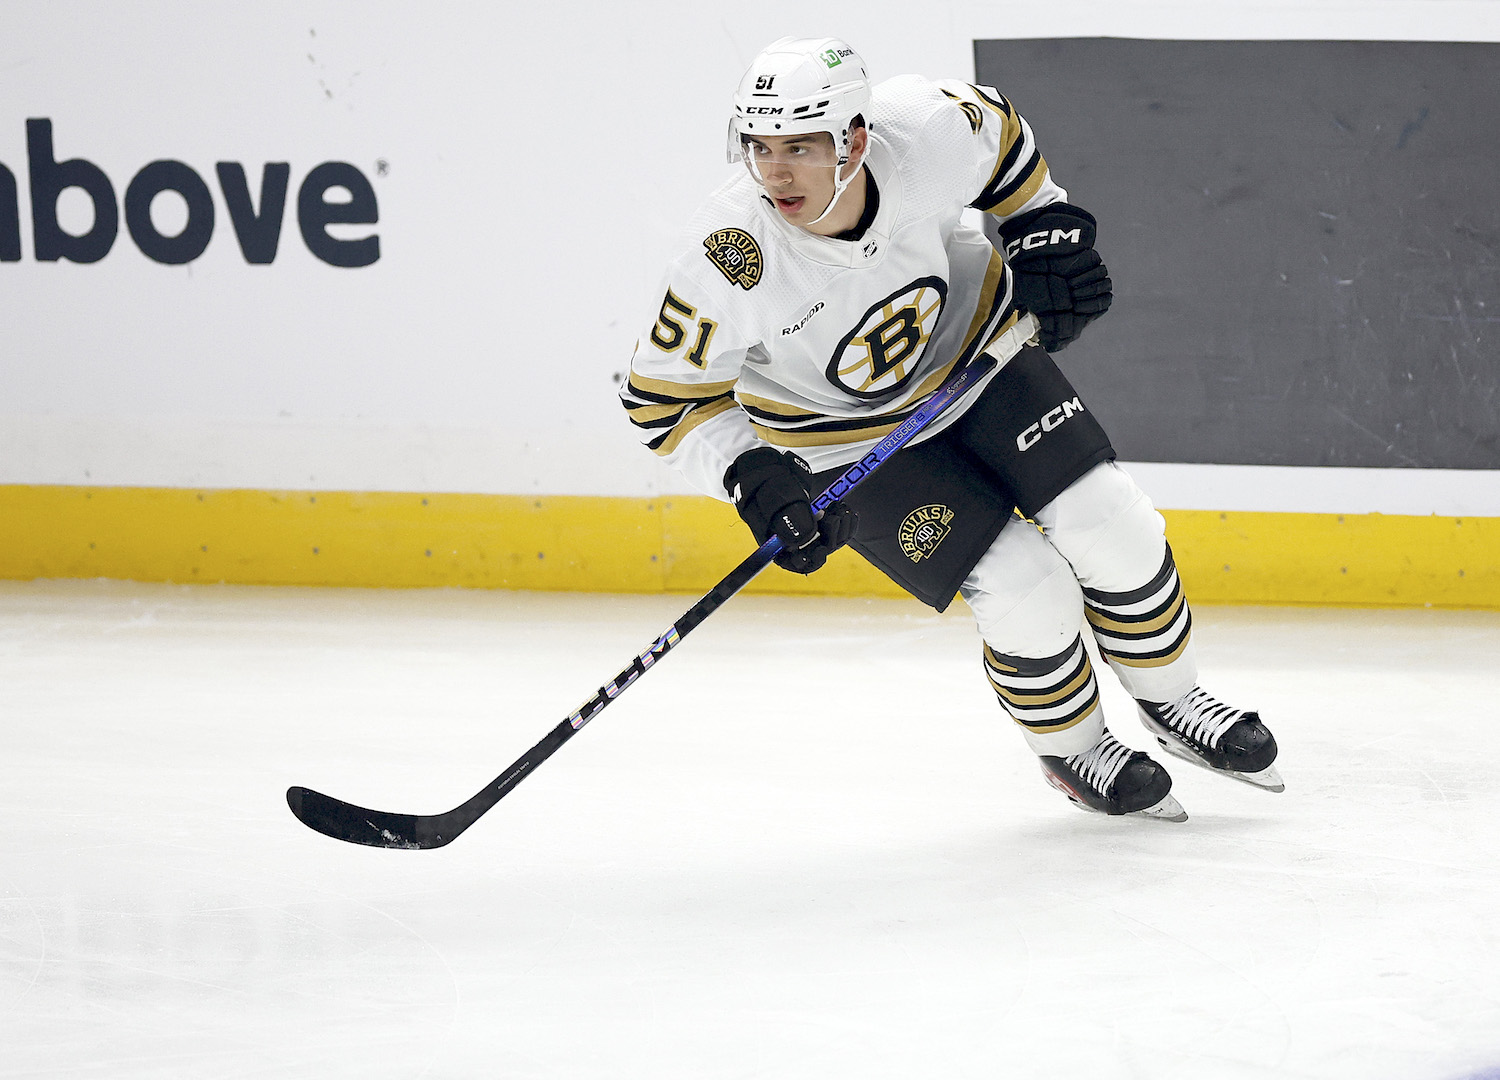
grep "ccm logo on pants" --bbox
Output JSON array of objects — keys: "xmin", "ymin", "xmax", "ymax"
[{"xmin": 1017, "ymin": 398, "xmax": 1086, "ymax": 451}]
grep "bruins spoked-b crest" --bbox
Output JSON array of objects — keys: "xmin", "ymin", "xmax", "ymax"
[
  {"xmin": 703, "ymin": 228, "xmax": 763, "ymax": 290},
  {"xmin": 899, "ymin": 504, "xmax": 956, "ymax": 563},
  {"xmin": 828, "ymin": 277, "xmax": 947, "ymax": 399}
]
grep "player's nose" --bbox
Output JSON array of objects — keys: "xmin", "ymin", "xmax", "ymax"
[{"xmin": 762, "ymin": 161, "xmax": 793, "ymax": 185}]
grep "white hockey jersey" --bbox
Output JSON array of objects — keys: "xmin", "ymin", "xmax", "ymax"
[{"xmin": 621, "ymin": 74, "xmax": 1068, "ymax": 499}]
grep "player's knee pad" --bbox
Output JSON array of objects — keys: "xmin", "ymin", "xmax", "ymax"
[
  {"xmin": 960, "ymin": 523, "xmax": 1084, "ymax": 656},
  {"xmin": 1036, "ymin": 462, "xmax": 1167, "ymax": 593}
]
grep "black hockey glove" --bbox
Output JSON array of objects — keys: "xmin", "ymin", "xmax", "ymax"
[
  {"xmin": 723, "ymin": 447, "xmax": 857, "ymax": 574},
  {"xmin": 999, "ymin": 202, "xmax": 1113, "ymax": 352}
]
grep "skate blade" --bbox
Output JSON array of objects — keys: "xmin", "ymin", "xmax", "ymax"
[
  {"xmin": 1153, "ymin": 735, "xmax": 1285, "ymax": 793},
  {"xmin": 1133, "ymin": 791, "xmax": 1188, "ymax": 823},
  {"xmin": 1046, "ymin": 772, "xmax": 1189, "ymax": 823}
]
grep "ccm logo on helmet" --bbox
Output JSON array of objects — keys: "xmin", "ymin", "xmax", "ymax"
[
  {"xmin": 1017, "ymin": 398, "xmax": 1086, "ymax": 451},
  {"xmin": 745, "ymin": 107, "xmax": 785, "ymax": 115},
  {"xmin": 1004, "ymin": 227, "xmax": 1082, "ymax": 260}
]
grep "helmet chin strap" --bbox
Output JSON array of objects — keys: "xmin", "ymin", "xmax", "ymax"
[{"xmin": 804, "ymin": 157, "xmax": 861, "ymax": 228}]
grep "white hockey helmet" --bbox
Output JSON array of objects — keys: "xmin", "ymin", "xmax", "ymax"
[{"xmin": 726, "ymin": 37, "xmax": 871, "ymax": 165}]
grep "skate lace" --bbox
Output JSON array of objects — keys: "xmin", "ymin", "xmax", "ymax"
[
  {"xmin": 1065, "ymin": 734, "xmax": 1135, "ymax": 797},
  {"xmin": 1159, "ymin": 688, "xmax": 1243, "ymax": 749}
]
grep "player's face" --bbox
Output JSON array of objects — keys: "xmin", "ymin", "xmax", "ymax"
[{"xmin": 740, "ymin": 132, "xmax": 852, "ymax": 226}]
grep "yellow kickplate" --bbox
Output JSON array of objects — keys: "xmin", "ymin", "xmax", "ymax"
[
  {"xmin": 1, "ymin": 485, "xmax": 1495, "ymax": 608},
  {"xmin": 1163, "ymin": 509, "xmax": 1498, "ymax": 609}
]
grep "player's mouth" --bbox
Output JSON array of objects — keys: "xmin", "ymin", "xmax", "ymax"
[{"xmin": 773, "ymin": 195, "xmax": 805, "ymax": 215}]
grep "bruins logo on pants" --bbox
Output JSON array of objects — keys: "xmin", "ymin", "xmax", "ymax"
[
  {"xmin": 899, "ymin": 504, "xmax": 955, "ymax": 563},
  {"xmin": 828, "ymin": 277, "xmax": 947, "ymax": 399}
]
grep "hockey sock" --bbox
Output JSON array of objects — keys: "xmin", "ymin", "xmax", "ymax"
[
  {"xmin": 1082, "ymin": 544, "xmax": 1194, "ymax": 686},
  {"xmin": 983, "ymin": 635, "xmax": 1101, "ymax": 748}
]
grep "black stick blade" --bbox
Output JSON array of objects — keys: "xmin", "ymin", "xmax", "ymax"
[{"xmin": 286, "ymin": 786, "xmax": 458, "ymax": 850}]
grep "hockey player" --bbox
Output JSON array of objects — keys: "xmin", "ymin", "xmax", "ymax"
[{"xmin": 621, "ymin": 37, "xmax": 1281, "ymax": 820}]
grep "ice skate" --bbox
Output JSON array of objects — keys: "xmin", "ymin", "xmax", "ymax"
[
  {"xmin": 1137, "ymin": 687, "xmax": 1283, "ymax": 792},
  {"xmin": 1039, "ymin": 732, "xmax": 1186, "ymax": 822}
]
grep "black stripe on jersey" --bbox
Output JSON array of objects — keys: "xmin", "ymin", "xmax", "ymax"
[
  {"xmin": 639, "ymin": 395, "xmax": 739, "ymax": 455},
  {"xmin": 623, "ymin": 378, "xmax": 731, "ymax": 408},
  {"xmin": 751, "ymin": 401, "xmax": 929, "ymax": 436},
  {"xmin": 969, "ymin": 84, "xmax": 1013, "ymax": 119},
  {"xmin": 622, "ymin": 402, "xmax": 690, "ymax": 431},
  {"xmin": 972, "ymin": 135, "xmax": 1030, "ymax": 213},
  {"xmin": 972, "ymin": 147, "xmax": 1042, "ymax": 214},
  {"xmin": 739, "ymin": 401, "xmax": 825, "ymax": 423}
]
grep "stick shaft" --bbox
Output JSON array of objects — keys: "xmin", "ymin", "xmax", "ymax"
[{"xmin": 287, "ymin": 353, "xmax": 997, "ymax": 847}]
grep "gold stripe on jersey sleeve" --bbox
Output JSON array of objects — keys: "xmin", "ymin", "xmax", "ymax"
[
  {"xmin": 975, "ymin": 100, "xmax": 1025, "ymax": 199},
  {"xmin": 626, "ymin": 372, "xmax": 739, "ymax": 403},
  {"xmin": 651, "ymin": 396, "xmax": 739, "ymax": 456},
  {"xmin": 624, "ymin": 400, "xmax": 690, "ymax": 424},
  {"xmin": 985, "ymin": 153, "xmax": 1052, "ymax": 219}
]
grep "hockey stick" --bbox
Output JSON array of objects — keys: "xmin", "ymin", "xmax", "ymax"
[{"xmin": 286, "ymin": 351, "xmax": 999, "ymax": 848}]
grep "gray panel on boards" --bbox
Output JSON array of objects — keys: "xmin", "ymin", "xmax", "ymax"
[{"xmin": 973, "ymin": 38, "xmax": 1498, "ymax": 468}]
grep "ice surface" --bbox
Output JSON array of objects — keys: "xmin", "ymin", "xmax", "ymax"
[{"xmin": 2, "ymin": 580, "xmax": 1498, "ymax": 1079}]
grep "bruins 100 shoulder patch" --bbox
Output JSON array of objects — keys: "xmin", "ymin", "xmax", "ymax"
[
  {"xmin": 899, "ymin": 504, "xmax": 956, "ymax": 563},
  {"xmin": 703, "ymin": 228, "xmax": 763, "ymax": 290}
]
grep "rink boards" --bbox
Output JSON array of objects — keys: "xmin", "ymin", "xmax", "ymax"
[{"xmin": 1, "ymin": 483, "xmax": 1495, "ymax": 609}]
